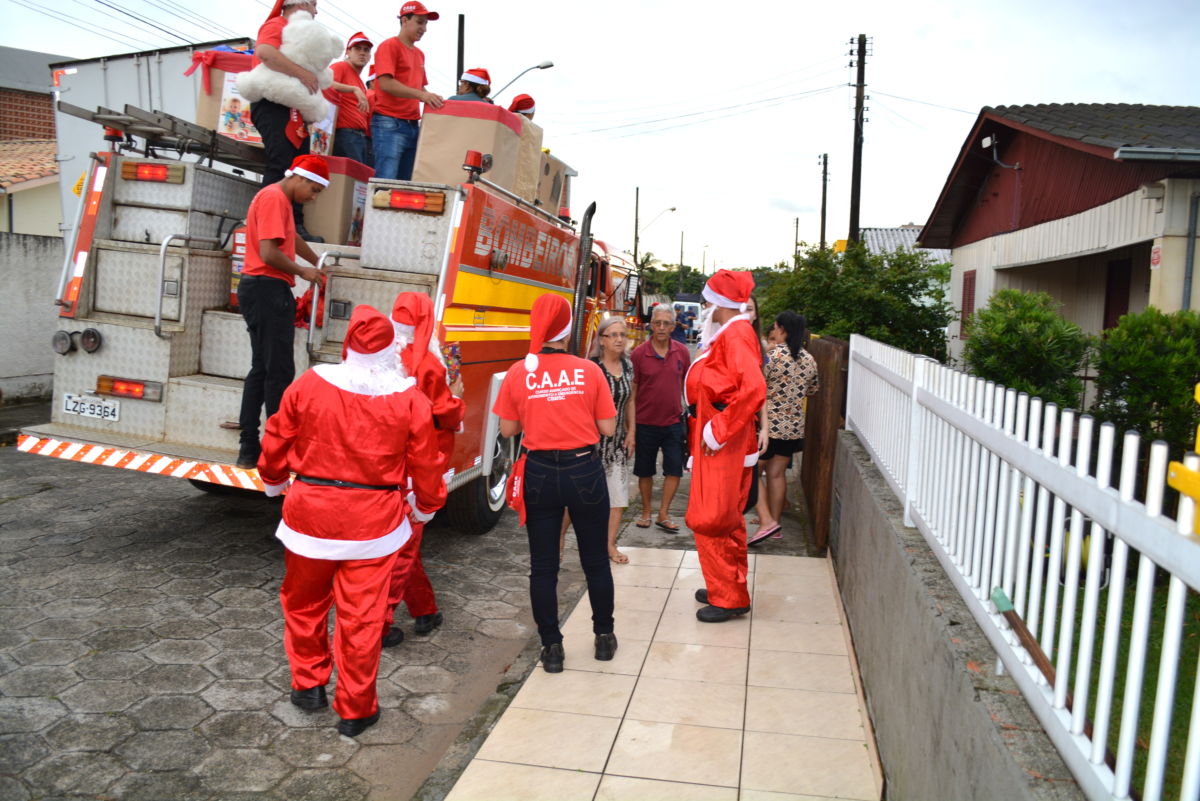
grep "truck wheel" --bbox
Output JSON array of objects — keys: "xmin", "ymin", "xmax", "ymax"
[{"xmin": 444, "ymin": 432, "xmax": 517, "ymax": 535}]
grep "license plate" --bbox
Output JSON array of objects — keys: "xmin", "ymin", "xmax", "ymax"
[{"xmin": 62, "ymin": 393, "xmax": 120, "ymax": 421}]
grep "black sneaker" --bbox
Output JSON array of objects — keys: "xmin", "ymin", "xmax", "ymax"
[
  {"xmin": 540, "ymin": 643, "xmax": 564, "ymax": 673},
  {"xmin": 235, "ymin": 443, "xmax": 260, "ymax": 471},
  {"xmin": 594, "ymin": 633, "xmax": 618, "ymax": 661},
  {"xmin": 289, "ymin": 685, "xmax": 328, "ymax": 711},
  {"xmin": 694, "ymin": 589, "xmax": 709, "ymax": 604},
  {"xmin": 696, "ymin": 604, "xmax": 751, "ymax": 623},
  {"xmin": 381, "ymin": 627, "xmax": 405, "ymax": 648},
  {"xmin": 337, "ymin": 709, "xmax": 380, "ymax": 737},
  {"xmin": 413, "ymin": 611, "xmax": 443, "ymax": 635}
]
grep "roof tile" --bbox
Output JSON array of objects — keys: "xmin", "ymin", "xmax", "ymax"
[{"xmin": 0, "ymin": 139, "xmax": 58, "ymax": 189}]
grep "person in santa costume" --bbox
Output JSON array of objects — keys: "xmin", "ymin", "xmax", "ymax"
[
  {"xmin": 325, "ymin": 32, "xmax": 374, "ymax": 167},
  {"xmin": 492, "ymin": 293, "xmax": 618, "ymax": 673},
  {"xmin": 258, "ymin": 305, "xmax": 446, "ymax": 737},
  {"xmin": 380, "ymin": 292, "xmax": 465, "ymax": 646},
  {"xmin": 252, "ymin": 0, "xmax": 324, "ymax": 241},
  {"xmin": 685, "ymin": 269, "xmax": 767, "ymax": 623}
]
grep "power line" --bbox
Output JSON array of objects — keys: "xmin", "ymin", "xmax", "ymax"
[
  {"xmin": 564, "ymin": 83, "xmax": 847, "ymax": 136},
  {"xmin": 92, "ymin": 0, "xmax": 193, "ymax": 44},
  {"xmin": 143, "ymin": 0, "xmax": 241, "ymax": 39},
  {"xmin": 604, "ymin": 85, "xmax": 844, "ymax": 140},
  {"xmin": 7, "ymin": 0, "xmax": 153, "ymax": 50},
  {"xmin": 871, "ymin": 89, "xmax": 975, "ymax": 115},
  {"xmin": 65, "ymin": 0, "xmax": 166, "ymax": 47}
]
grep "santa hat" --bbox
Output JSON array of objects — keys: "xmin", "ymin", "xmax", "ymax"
[
  {"xmin": 508, "ymin": 94, "xmax": 536, "ymax": 115},
  {"xmin": 399, "ymin": 1, "xmax": 440, "ymax": 20},
  {"xmin": 285, "ymin": 154, "xmax": 330, "ymax": 187},
  {"xmin": 391, "ymin": 292, "xmax": 434, "ymax": 374},
  {"xmin": 342, "ymin": 306, "xmax": 394, "ymax": 359},
  {"xmin": 524, "ymin": 293, "xmax": 572, "ymax": 371},
  {"xmin": 460, "ymin": 68, "xmax": 491, "ymax": 86},
  {"xmin": 264, "ymin": 0, "xmax": 306, "ymax": 23},
  {"xmin": 346, "ymin": 32, "xmax": 373, "ymax": 49},
  {"xmin": 702, "ymin": 269, "xmax": 756, "ymax": 313}
]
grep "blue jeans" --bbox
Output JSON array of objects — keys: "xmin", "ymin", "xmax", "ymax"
[
  {"xmin": 332, "ymin": 128, "xmax": 372, "ymax": 168},
  {"xmin": 524, "ymin": 451, "xmax": 615, "ymax": 646},
  {"xmin": 370, "ymin": 114, "xmax": 419, "ymax": 181}
]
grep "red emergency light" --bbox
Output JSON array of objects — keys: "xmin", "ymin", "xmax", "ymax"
[
  {"xmin": 372, "ymin": 189, "xmax": 446, "ymax": 214},
  {"xmin": 120, "ymin": 161, "xmax": 185, "ymax": 184},
  {"xmin": 389, "ymin": 190, "xmax": 430, "ymax": 210},
  {"xmin": 96, "ymin": 375, "xmax": 164, "ymax": 402}
]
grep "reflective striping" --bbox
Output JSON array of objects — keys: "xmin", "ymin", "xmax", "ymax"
[{"xmin": 15, "ymin": 434, "xmax": 265, "ymax": 491}]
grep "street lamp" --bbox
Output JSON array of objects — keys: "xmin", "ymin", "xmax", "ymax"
[{"xmin": 493, "ymin": 60, "xmax": 553, "ymax": 99}]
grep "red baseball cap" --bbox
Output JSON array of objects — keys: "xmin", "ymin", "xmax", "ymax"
[
  {"xmin": 346, "ymin": 32, "xmax": 373, "ymax": 49},
  {"xmin": 399, "ymin": 1, "xmax": 439, "ymax": 19}
]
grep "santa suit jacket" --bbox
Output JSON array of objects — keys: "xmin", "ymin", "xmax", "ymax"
[
  {"xmin": 684, "ymin": 316, "xmax": 767, "ymax": 533},
  {"xmin": 408, "ymin": 351, "xmax": 466, "ymax": 470},
  {"xmin": 259, "ymin": 364, "xmax": 447, "ymax": 560}
]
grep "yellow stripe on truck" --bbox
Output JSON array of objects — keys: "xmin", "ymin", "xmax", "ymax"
[{"xmin": 451, "ymin": 271, "xmax": 570, "ymax": 313}]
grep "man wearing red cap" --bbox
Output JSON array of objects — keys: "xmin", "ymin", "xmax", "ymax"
[
  {"xmin": 448, "ymin": 68, "xmax": 493, "ymax": 103},
  {"xmin": 685, "ymin": 269, "xmax": 767, "ymax": 622},
  {"xmin": 325, "ymin": 32, "xmax": 374, "ymax": 166},
  {"xmin": 493, "ymin": 293, "xmax": 618, "ymax": 673},
  {"xmin": 381, "ymin": 292, "xmax": 466, "ymax": 645},
  {"xmin": 371, "ymin": 1, "xmax": 444, "ymax": 181},
  {"xmin": 252, "ymin": 0, "xmax": 324, "ymax": 241},
  {"xmin": 259, "ymin": 305, "xmax": 446, "ymax": 737},
  {"xmin": 235, "ymin": 153, "xmax": 328, "ymax": 470},
  {"xmin": 507, "ymin": 94, "xmax": 536, "ymax": 120}
]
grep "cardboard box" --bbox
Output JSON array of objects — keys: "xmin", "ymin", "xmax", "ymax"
[
  {"xmin": 537, "ymin": 150, "xmax": 569, "ymax": 214},
  {"xmin": 513, "ymin": 118, "xmax": 544, "ymax": 203},
  {"xmin": 303, "ymin": 156, "xmax": 374, "ymax": 246},
  {"xmin": 192, "ymin": 51, "xmax": 258, "ymax": 141},
  {"xmin": 411, "ymin": 100, "xmax": 522, "ymax": 190},
  {"xmin": 309, "ymin": 105, "xmax": 337, "ymax": 156}
]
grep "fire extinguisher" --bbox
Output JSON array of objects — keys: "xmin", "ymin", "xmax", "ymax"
[{"xmin": 229, "ymin": 225, "xmax": 247, "ymax": 311}]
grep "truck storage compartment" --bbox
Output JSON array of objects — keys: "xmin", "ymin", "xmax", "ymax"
[
  {"xmin": 316, "ymin": 272, "xmax": 437, "ymax": 350},
  {"xmin": 200, "ymin": 309, "xmax": 312, "ymax": 380},
  {"xmin": 358, "ymin": 179, "xmax": 458, "ymax": 274},
  {"xmin": 109, "ymin": 160, "xmax": 257, "ymax": 249},
  {"xmin": 164, "ymin": 375, "xmax": 243, "ymax": 450}
]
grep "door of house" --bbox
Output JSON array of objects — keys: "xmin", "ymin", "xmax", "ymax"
[{"xmin": 1103, "ymin": 258, "xmax": 1131, "ymax": 330}]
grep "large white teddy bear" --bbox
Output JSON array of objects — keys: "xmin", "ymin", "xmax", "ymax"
[{"xmin": 236, "ymin": 11, "xmax": 342, "ymax": 123}]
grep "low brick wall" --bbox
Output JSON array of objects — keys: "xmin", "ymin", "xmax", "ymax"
[{"xmin": 831, "ymin": 431, "xmax": 1084, "ymax": 801}]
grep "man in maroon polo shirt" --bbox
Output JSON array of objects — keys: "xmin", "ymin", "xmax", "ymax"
[{"xmin": 630, "ymin": 303, "xmax": 691, "ymax": 531}]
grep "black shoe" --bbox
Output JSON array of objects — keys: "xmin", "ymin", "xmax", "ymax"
[
  {"xmin": 381, "ymin": 627, "xmax": 405, "ymax": 648},
  {"xmin": 296, "ymin": 224, "xmax": 325, "ymax": 244},
  {"xmin": 290, "ymin": 686, "xmax": 328, "ymax": 711},
  {"xmin": 696, "ymin": 604, "xmax": 751, "ymax": 623},
  {"xmin": 337, "ymin": 710, "xmax": 380, "ymax": 737},
  {"xmin": 413, "ymin": 611, "xmax": 443, "ymax": 635},
  {"xmin": 594, "ymin": 633, "xmax": 618, "ymax": 661},
  {"xmin": 235, "ymin": 444, "xmax": 260, "ymax": 471},
  {"xmin": 694, "ymin": 589, "xmax": 709, "ymax": 604},
  {"xmin": 540, "ymin": 643, "xmax": 564, "ymax": 673}
]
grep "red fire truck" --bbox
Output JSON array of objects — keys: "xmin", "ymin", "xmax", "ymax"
[{"xmin": 17, "ymin": 104, "xmax": 639, "ymax": 535}]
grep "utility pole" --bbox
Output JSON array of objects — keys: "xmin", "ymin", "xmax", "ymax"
[
  {"xmin": 633, "ymin": 186, "xmax": 640, "ymax": 268},
  {"xmin": 678, "ymin": 230, "xmax": 685, "ymax": 297},
  {"xmin": 848, "ymin": 34, "xmax": 868, "ymax": 245},
  {"xmin": 820, "ymin": 153, "xmax": 829, "ymax": 250},
  {"xmin": 793, "ymin": 217, "xmax": 799, "ymax": 258},
  {"xmin": 456, "ymin": 15, "xmax": 465, "ymax": 85}
]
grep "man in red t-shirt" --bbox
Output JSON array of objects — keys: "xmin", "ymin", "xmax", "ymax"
[
  {"xmin": 324, "ymin": 32, "xmax": 373, "ymax": 167},
  {"xmin": 252, "ymin": 0, "xmax": 325, "ymax": 241},
  {"xmin": 236, "ymin": 154, "xmax": 327, "ymax": 469},
  {"xmin": 370, "ymin": 1, "xmax": 445, "ymax": 180}
]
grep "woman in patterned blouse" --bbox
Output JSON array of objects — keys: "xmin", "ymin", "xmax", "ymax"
[
  {"xmin": 749, "ymin": 311, "xmax": 820, "ymax": 545},
  {"xmin": 585, "ymin": 315, "xmax": 637, "ymax": 563}
]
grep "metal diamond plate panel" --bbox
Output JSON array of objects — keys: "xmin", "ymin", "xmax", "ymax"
[
  {"xmin": 111, "ymin": 206, "xmax": 191, "ymax": 248},
  {"xmin": 192, "ymin": 166, "xmax": 259, "ymax": 218},
  {"xmin": 199, "ymin": 310, "xmax": 312, "ymax": 380},
  {"xmin": 360, "ymin": 179, "xmax": 456, "ymax": 274},
  {"xmin": 164, "ymin": 375, "xmax": 244, "ymax": 450},
  {"xmin": 318, "ymin": 273, "xmax": 436, "ymax": 347},
  {"xmin": 111, "ymin": 162, "xmax": 195, "ymax": 207},
  {"xmin": 49, "ymin": 322, "xmax": 171, "ymax": 440},
  {"xmin": 93, "ymin": 245, "xmax": 183, "ymax": 321}
]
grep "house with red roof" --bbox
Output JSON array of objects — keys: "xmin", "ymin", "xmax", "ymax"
[{"xmin": 918, "ymin": 104, "xmax": 1200, "ymax": 359}]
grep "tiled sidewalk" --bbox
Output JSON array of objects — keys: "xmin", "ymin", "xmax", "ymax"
[{"xmin": 443, "ymin": 547, "xmax": 883, "ymax": 801}]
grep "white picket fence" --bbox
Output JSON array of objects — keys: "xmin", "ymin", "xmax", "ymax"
[{"xmin": 846, "ymin": 334, "xmax": 1200, "ymax": 801}]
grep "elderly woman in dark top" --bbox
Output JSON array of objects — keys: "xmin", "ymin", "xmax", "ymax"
[{"xmin": 749, "ymin": 311, "xmax": 819, "ymax": 546}]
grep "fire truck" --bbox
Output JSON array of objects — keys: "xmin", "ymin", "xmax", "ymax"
[{"xmin": 17, "ymin": 98, "xmax": 640, "ymax": 535}]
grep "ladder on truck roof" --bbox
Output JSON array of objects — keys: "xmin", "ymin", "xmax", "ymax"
[{"xmin": 58, "ymin": 101, "xmax": 265, "ymax": 174}]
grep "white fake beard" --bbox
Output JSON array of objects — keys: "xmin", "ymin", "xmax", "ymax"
[
  {"xmin": 334, "ymin": 348, "xmax": 410, "ymax": 395},
  {"xmin": 696, "ymin": 305, "xmax": 719, "ymax": 351}
]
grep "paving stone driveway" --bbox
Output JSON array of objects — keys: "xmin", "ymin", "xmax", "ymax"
[{"xmin": 0, "ymin": 446, "xmax": 585, "ymax": 800}]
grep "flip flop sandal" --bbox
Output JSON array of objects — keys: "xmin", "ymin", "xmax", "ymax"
[
  {"xmin": 635, "ymin": 518, "xmax": 652, "ymax": 528},
  {"xmin": 748, "ymin": 524, "xmax": 781, "ymax": 546},
  {"xmin": 655, "ymin": 520, "xmax": 680, "ymax": 532}
]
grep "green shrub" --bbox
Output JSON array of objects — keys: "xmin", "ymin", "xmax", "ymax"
[
  {"xmin": 961, "ymin": 289, "xmax": 1092, "ymax": 409},
  {"xmin": 1091, "ymin": 307, "xmax": 1200, "ymax": 450}
]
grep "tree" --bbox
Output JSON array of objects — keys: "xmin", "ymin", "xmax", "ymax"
[
  {"xmin": 1091, "ymin": 307, "xmax": 1200, "ymax": 451},
  {"xmin": 762, "ymin": 242, "xmax": 954, "ymax": 360},
  {"xmin": 962, "ymin": 289, "xmax": 1092, "ymax": 409}
]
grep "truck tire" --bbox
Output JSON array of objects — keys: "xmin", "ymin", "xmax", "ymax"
[{"xmin": 444, "ymin": 431, "xmax": 517, "ymax": 535}]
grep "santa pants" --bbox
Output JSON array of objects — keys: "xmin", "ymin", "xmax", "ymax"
[
  {"xmin": 685, "ymin": 454, "xmax": 754, "ymax": 610},
  {"xmin": 280, "ymin": 548, "xmax": 396, "ymax": 720},
  {"xmin": 385, "ymin": 522, "xmax": 438, "ymax": 626}
]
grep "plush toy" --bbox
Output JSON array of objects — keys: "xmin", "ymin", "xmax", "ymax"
[{"xmin": 237, "ymin": 11, "xmax": 342, "ymax": 123}]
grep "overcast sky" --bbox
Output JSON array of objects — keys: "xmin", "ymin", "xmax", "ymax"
[{"xmin": 3, "ymin": 0, "xmax": 1199, "ymax": 270}]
